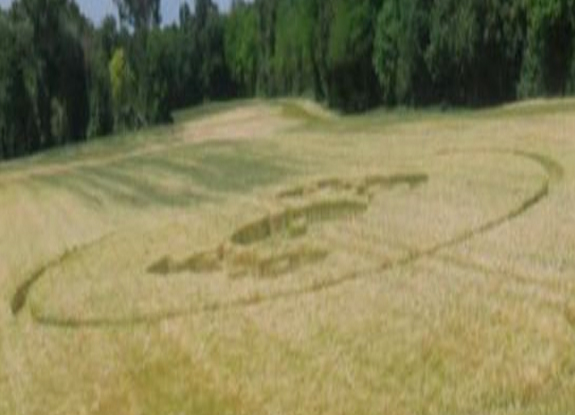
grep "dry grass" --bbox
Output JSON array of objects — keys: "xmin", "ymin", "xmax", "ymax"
[{"xmin": 1, "ymin": 98, "xmax": 575, "ymax": 414}]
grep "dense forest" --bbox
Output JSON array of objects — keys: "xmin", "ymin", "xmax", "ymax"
[{"xmin": 1, "ymin": 0, "xmax": 574, "ymax": 160}]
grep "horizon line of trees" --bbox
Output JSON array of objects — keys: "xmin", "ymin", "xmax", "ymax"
[{"xmin": 1, "ymin": 0, "xmax": 574, "ymax": 161}]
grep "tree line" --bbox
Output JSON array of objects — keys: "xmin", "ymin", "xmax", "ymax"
[{"xmin": 1, "ymin": 0, "xmax": 574, "ymax": 160}]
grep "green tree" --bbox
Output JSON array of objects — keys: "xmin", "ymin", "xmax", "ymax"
[
  {"xmin": 373, "ymin": 0, "xmax": 432, "ymax": 105},
  {"xmin": 172, "ymin": 2, "xmax": 202, "ymax": 108},
  {"xmin": 9, "ymin": 0, "xmax": 90, "ymax": 147},
  {"xmin": 194, "ymin": 0, "xmax": 230, "ymax": 98},
  {"xmin": 144, "ymin": 28, "xmax": 176, "ymax": 123},
  {"xmin": 475, "ymin": 0, "xmax": 526, "ymax": 103},
  {"xmin": 273, "ymin": 0, "xmax": 316, "ymax": 95},
  {"xmin": 58, "ymin": 26, "xmax": 90, "ymax": 143},
  {"xmin": 113, "ymin": 0, "xmax": 161, "ymax": 31},
  {"xmin": 324, "ymin": 0, "xmax": 381, "ymax": 111},
  {"xmin": 519, "ymin": 0, "xmax": 575, "ymax": 97},
  {"xmin": 423, "ymin": 0, "xmax": 525, "ymax": 105},
  {"xmin": 109, "ymin": 47, "xmax": 139, "ymax": 129},
  {"xmin": 14, "ymin": 0, "xmax": 63, "ymax": 148},
  {"xmin": 254, "ymin": 0, "xmax": 279, "ymax": 94},
  {"xmin": 225, "ymin": 0, "xmax": 259, "ymax": 95},
  {"xmin": 425, "ymin": 0, "xmax": 480, "ymax": 103},
  {"xmin": 85, "ymin": 16, "xmax": 118, "ymax": 138},
  {"xmin": 0, "ymin": 12, "xmax": 39, "ymax": 158}
]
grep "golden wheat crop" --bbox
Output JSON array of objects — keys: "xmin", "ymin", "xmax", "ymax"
[{"xmin": 1, "ymin": 98, "xmax": 574, "ymax": 415}]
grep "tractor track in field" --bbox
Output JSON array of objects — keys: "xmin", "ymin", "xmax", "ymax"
[
  {"xmin": 10, "ymin": 149, "xmax": 564, "ymax": 329},
  {"xmin": 0, "ymin": 105, "xmax": 299, "ymax": 186},
  {"xmin": 434, "ymin": 253, "xmax": 566, "ymax": 292},
  {"xmin": 10, "ymin": 233, "xmax": 118, "ymax": 316},
  {"xmin": 434, "ymin": 253, "xmax": 575, "ymax": 335}
]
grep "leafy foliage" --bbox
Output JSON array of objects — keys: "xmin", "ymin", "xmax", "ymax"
[
  {"xmin": 109, "ymin": 48, "xmax": 139, "ymax": 130},
  {"xmin": 373, "ymin": 0, "xmax": 432, "ymax": 105},
  {"xmin": 1, "ymin": 0, "xmax": 89, "ymax": 155},
  {"xmin": 194, "ymin": 0, "xmax": 231, "ymax": 99},
  {"xmin": 143, "ymin": 28, "xmax": 176, "ymax": 123},
  {"xmin": 272, "ymin": 0, "xmax": 316, "ymax": 95},
  {"xmin": 323, "ymin": 0, "xmax": 381, "ymax": 111},
  {"xmin": 519, "ymin": 0, "xmax": 575, "ymax": 97},
  {"xmin": 113, "ymin": 0, "xmax": 161, "ymax": 31},
  {"xmin": 225, "ymin": 1, "xmax": 259, "ymax": 95},
  {"xmin": 2, "ymin": 0, "xmax": 575, "ymax": 161},
  {"xmin": 0, "ymin": 11, "xmax": 38, "ymax": 158},
  {"xmin": 86, "ymin": 16, "xmax": 117, "ymax": 138},
  {"xmin": 425, "ymin": 0, "xmax": 526, "ymax": 104}
]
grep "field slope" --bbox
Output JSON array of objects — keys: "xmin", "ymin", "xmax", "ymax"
[{"xmin": 1, "ymin": 99, "xmax": 575, "ymax": 415}]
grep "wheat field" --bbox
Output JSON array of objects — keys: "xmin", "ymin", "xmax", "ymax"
[{"xmin": 1, "ymin": 99, "xmax": 575, "ymax": 415}]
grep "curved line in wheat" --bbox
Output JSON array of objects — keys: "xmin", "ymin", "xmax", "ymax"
[{"xmin": 11, "ymin": 149, "xmax": 563, "ymax": 329}]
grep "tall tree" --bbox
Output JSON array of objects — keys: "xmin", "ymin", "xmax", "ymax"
[
  {"xmin": 0, "ymin": 11, "xmax": 39, "ymax": 158},
  {"xmin": 109, "ymin": 47, "xmax": 139, "ymax": 129},
  {"xmin": 425, "ymin": 0, "xmax": 481, "ymax": 104},
  {"xmin": 143, "ymin": 28, "xmax": 177, "ymax": 123},
  {"xmin": 85, "ymin": 16, "xmax": 118, "ymax": 138},
  {"xmin": 273, "ymin": 0, "xmax": 316, "ymax": 95},
  {"xmin": 254, "ymin": 0, "xmax": 279, "ymax": 94},
  {"xmin": 172, "ymin": 2, "xmax": 202, "ymax": 107},
  {"xmin": 519, "ymin": 0, "xmax": 575, "ymax": 97},
  {"xmin": 373, "ymin": 0, "xmax": 432, "ymax": 105},
  {"xmin": 225, "ymin": 0, "xmax": 259, "ymax": 95},
  {"xmin": 113, "ymin": 0, "xmax": 161, "ymax": 31},
  {"xmin": 196, "ymin": 0, "xmax": 230, "ymax": 98},
  {"xmin": 324, "ymin": 0, "xmax": 381, "ymax": 111},
  {"xmin": 10, "ymin": 0, "xmax": 89, "ymax": 148}
]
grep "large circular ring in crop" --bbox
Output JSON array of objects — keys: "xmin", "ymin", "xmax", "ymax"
[{"xmin": 11, "ymin": 150, "xmax": 562, "ymax": 329}]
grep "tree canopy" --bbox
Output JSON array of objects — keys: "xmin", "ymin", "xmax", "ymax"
[
  {"xmin": 1, "ymin": 0, "xmax": 575, "ymax": 161},
  {"xmin": 113, "ymin": 0, "xmax": 161, "ymax": 31}
]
